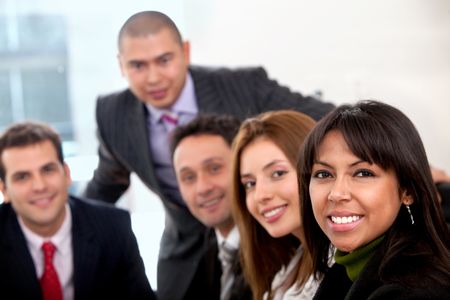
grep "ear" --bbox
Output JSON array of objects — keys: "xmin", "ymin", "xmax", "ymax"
[
  {"xmin": 117, "ymin": 53, "xmax": 126, "ymax": 77},
  {"xmin": 63, "ymin": 162, "xmax": 72, "ymax": 186},
  {"xmin": 401, "ymin": 190, "xmax": 414, "ymax": 205},
  {"xmin": 0, "ymin": 179, "xmax": 10, "ymax": 203},
  {"xmin": 182, "ymin": 40, "xmax": 191, "ymax": 65}
]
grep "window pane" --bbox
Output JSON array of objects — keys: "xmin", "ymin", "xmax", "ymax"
[
  {"xmin": 0, "ymin": 17, "xmax": 7, "ymax": 51},
  {"xmin": 21, "ymin": 67, "xmax": 73, "ymax": 140},
  {"xmin": 0, "ymin": 71, "xmax": 12, "ymax": 126},
  {"xmin": 18, "ymin": 15, "xmax": 66, "ymax": 52}
]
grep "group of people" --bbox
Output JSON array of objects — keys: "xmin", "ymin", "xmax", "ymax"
[{"xmin": 0, "ymin": 10, "xmax": 449, "ymax": 300}]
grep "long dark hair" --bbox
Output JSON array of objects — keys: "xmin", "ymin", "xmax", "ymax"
[{"xmin": 298, "ymin": 100, "xmax": 450, "ymax": 287}]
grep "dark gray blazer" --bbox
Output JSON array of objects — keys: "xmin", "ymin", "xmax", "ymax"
[
  {"xmin": 313, "ymin": 244, "xmax": 450, "ymax": 300},
  {"xmin": 0, "ymin": 196, "xmax": 155, "ymax": 300},
  {"xmin": 84, "ymin": 65, "xmax": 334, "ymax": 300}
]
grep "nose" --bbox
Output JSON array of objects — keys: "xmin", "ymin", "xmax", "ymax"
[
  {"xmin": 31, "ymin": 175, "xmax": 47, "ymax": 192},
  {"xmin": 146, "ymin": 66, "xmax": 161, "ymax": 84},
  {"xmin": 196, "ymin": 172, "xmax": 213, "ymax": 197},
  {"xmin": 328, "ymin": 176, "xmax": 351, "ymax": 202},
  {"xmin": 253, "ymin": 181, "xmax": 273, "ymax": 204}
]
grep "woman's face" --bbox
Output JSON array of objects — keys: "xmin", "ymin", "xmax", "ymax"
[
  {"xmin": 240, "ymin": 137, "xmax": 302, "ymax": 240},
  {"xmin": 309, "ymin": 130, "xmax": 410, "ymax": 252}
]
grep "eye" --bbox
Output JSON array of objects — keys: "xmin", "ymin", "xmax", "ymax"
[
  {"xmin": 129, "ymin": 61, "xmax": 145, "ymax": 70},
  {"xmin": 181, "ymin": 173, "xmax": 196, "ymax": 184},
  {"xmin": 12, "ymin": 172, "xmax": 29, "ymax": 182},
  {"xmin": 208, "ymin": 164, "xmax": 222, "ymax": 174},
  {"xmin": 313, "ymin": 170, "xmax": 332, "ymax": 179},
  {"xmin": 354, "ymin": 169, "xmax": 374, "ymax": 177},
  {"xmin": 158, "ymin": 54, "xmax": 172, "ymax": 65},
  {"xmin": 272, "ymin": 170, "xmax": 287, "ymax": 178},
  {"xmin": 241, "ymin": 179, "xmax": 255, "ymax": 190},
  {"xmin": 42, "ymin": 164, "xmax": 58, "ymax": 174}
]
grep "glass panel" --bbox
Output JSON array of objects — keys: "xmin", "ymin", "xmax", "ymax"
[
  {"xmin": 18, "ymin": 15, "xmax": 66, "ymax": 52},
  {"xmin": 0, "ymin": 17, "xmax": 7, "ymax": 51},
  {"xmin": 0, "ymin": 71, "xmax": 12, "ymax": 127},
  {"xmin": 21, "ymin": 66, "xmax": 73, "ymax": 140}
]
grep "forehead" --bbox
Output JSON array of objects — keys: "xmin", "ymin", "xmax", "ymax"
[
  {"xmin": 240, "ymin": 138, "xmax": 289, "ymax": 170},
  {"xmin": 1, "ymin": 141, "xmax": 59, "ymax": 175},
  {"xmin": 174, "ymin": 134, "xmax": 231, "ymax": 168},
  {"xmin": 120, "ymin": 28, "xmax": 181, "ymax": 55}
]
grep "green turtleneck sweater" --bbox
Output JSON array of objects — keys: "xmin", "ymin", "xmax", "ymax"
[{"xmin": 334, "ymin": 236, "xmax": 384, "ymax": 282}]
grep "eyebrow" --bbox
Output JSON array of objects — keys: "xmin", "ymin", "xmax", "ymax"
[
  {"xmin": 178, "ymin": 157, "xmax": 225, "ymax": 173},
  {"xmin": 240, "ymin": 159, "xmax": 287, "ymax": 178},
  {"xmin": 10, "ymin": 161, "xmax": 58, "ymax": 178},
  {"xmin": 313, "ymin": 159, "xmax": 366, "ymax": 168}
]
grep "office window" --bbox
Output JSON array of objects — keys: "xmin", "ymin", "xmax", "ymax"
[{"xmin": 0, "ymin": 14, "xmax": 73, "ymax": 140}]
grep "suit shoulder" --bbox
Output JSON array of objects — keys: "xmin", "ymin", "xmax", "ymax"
[
  {"xmin": 70, "ymin": 195, "xmax": 129, "ymax": 221},
  {"xmin": 190, "ymin": 65, "xmax": 267, "ymax": 81},
  {"xmin": 97, "ymin": 89, "xmax": 137, "ymax": 107}
]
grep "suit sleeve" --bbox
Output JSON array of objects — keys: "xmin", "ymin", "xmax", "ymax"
[
  {"xmin": 83, "ymin": 96, "xmax": 131, "ymax": 204},
  {"xmin": 251, "ymin": 67, "xmax": 335, "ymax": 121}
]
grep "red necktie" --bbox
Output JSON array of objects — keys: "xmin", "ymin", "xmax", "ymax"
[{"xmin": 40, "ymin": 242, "xmax": 63, "ymax": 300}]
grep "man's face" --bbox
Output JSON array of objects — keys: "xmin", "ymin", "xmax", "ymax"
[
  {"xmin": 0, "ymin": 141, "xmax": 71, "ymax": 237},
  {"xmin": 173, "ymin": 134, "xmax": 234, "ymax": 236},
  {"xmin": 118, "ymin": 28, "xmax": 190, "ymax": 109}
]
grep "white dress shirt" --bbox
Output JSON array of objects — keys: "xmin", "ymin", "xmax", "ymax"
[{"xmin": 19, "ymin": 204, "xmax": 74, "ymax": 300}]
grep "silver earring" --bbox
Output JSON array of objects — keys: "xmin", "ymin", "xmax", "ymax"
[{"xmin": 406, "ymin": 205, "xmax": 414, "ymax": 225}]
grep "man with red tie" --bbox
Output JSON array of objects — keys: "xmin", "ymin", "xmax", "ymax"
[{"xmin": 0, "ymin": 122, "xmax": 155, "ymax": 300}]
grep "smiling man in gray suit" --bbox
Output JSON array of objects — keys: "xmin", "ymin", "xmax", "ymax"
[{"xmin": 84, "ymin": 10, "xmax": 334, "ymax": 300}]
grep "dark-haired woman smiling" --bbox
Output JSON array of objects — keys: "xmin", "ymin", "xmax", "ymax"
[{"xmin": 298, "ymin": 100, "xmax": 450, "ymax": 299}]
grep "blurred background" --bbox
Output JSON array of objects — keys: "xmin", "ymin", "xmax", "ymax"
[{"xmin": 1, "ymin": 0, "xmax": 449, "ymax": 289}]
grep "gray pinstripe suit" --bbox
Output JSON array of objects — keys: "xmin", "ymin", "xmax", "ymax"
[{"xmin": 84, "ymin": 65, "xmax": 334, "ymax": 300}]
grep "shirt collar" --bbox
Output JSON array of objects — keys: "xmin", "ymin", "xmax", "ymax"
[
  {"xmin": 215, "ymin": 225, "xmax": 240, "ymax": 250},
  {"xmin": 18, "ymin": 204, "xmax": 72, "ymax": 255},
  {"xmin": 146, "ymin": 72, "xmax": 197, "ymax": 124}
]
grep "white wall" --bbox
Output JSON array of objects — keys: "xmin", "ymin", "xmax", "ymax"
[{"xmin": 185, "ymin": 0, "xmax": 450, "ymax": 172}]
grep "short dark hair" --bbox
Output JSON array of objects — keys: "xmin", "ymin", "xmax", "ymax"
[
  {"xmin": 170, "ymin": 114, "xmax": 241, "ymax": 160},
  {"xmin": 118, "ymin": 11, "xmax": 183, "ymax": 51},
  {"xmin": 0, "ymin": 122, "xmax": 64, "ymax": 181},
  {"xmin": 298, "ymin": 100, "xmax": 450, "ymax": 286}
]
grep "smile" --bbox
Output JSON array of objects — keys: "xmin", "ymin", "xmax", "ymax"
[
  {"xmin": 262, "ymin": 205, "xmax": 287, "ymax": 218},
  {"xmin": 199, "ymin": 196, "xmax": 222, "ymax": 208},
  {"xmin": 331, "ymin": 215, "xmax": 361, "ymax": 224}
]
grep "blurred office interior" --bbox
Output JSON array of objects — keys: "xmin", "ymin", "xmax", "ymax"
[{"xmin": 1, "ymin": 0, "xmax": 449, "ymax": 289}]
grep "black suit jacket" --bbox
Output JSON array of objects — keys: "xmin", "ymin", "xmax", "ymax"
[
  {"xmin": 0, "ymin": 196, "xmax": 155, "ymax": 300},
  {"xmin": 84, "ymin": 65, "xmax": 334, "ymax": 300},
  {"xmin": 185, "ymin": 229, "xmax": 252, "ymax": 300},
  {"xmin": 313, "ymin": 244, "xmax": 450, "ymax": 300}
]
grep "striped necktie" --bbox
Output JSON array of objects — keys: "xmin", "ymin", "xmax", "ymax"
[
  {"xmin": 161, "ymin": 112, "xmax": 179, "ymax": 131},
  {"xmin": 218, "ymin": 242, "xmax": 236, "ymax": 300}
]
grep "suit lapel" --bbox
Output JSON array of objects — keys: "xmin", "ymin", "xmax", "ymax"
[
  {"xmin": 123, "ymin": 93, "xmax": 161, "ymax": 190},
  {"xmin": 70, "ymin": 199, "xmax": 100, "ymax": 300},
  {"xmin": 0, "ymin": 205, "xmax": 42, "ymax": 298}
]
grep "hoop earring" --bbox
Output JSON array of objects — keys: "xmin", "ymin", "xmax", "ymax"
[{"xmin": 406, "ymin": 205, "xmax": 414, "ymax": 225}]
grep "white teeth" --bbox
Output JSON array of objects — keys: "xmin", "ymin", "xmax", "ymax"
[
  {"xmin": 263, "ymin": 206, "xmax": 284, "ymax": 218},
  {"xmin": 201, "ymin": 198, "xmax": 220, "ymax": 208},
  {"xmin": 331, "ymin": 215, "xmax": 360, "ymax": 224}
]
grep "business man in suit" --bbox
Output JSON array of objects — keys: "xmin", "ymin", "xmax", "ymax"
[
  {"xmin": 83, "ymin": 10, "xmax": 334, "ymax": 300},
  {"xmin": 171, "ymin": 115, "xmax": 251, "ymax": 300},
  {"xmin": 0, "ymin": 122, "xmax": 155, "ymax": 300}
]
